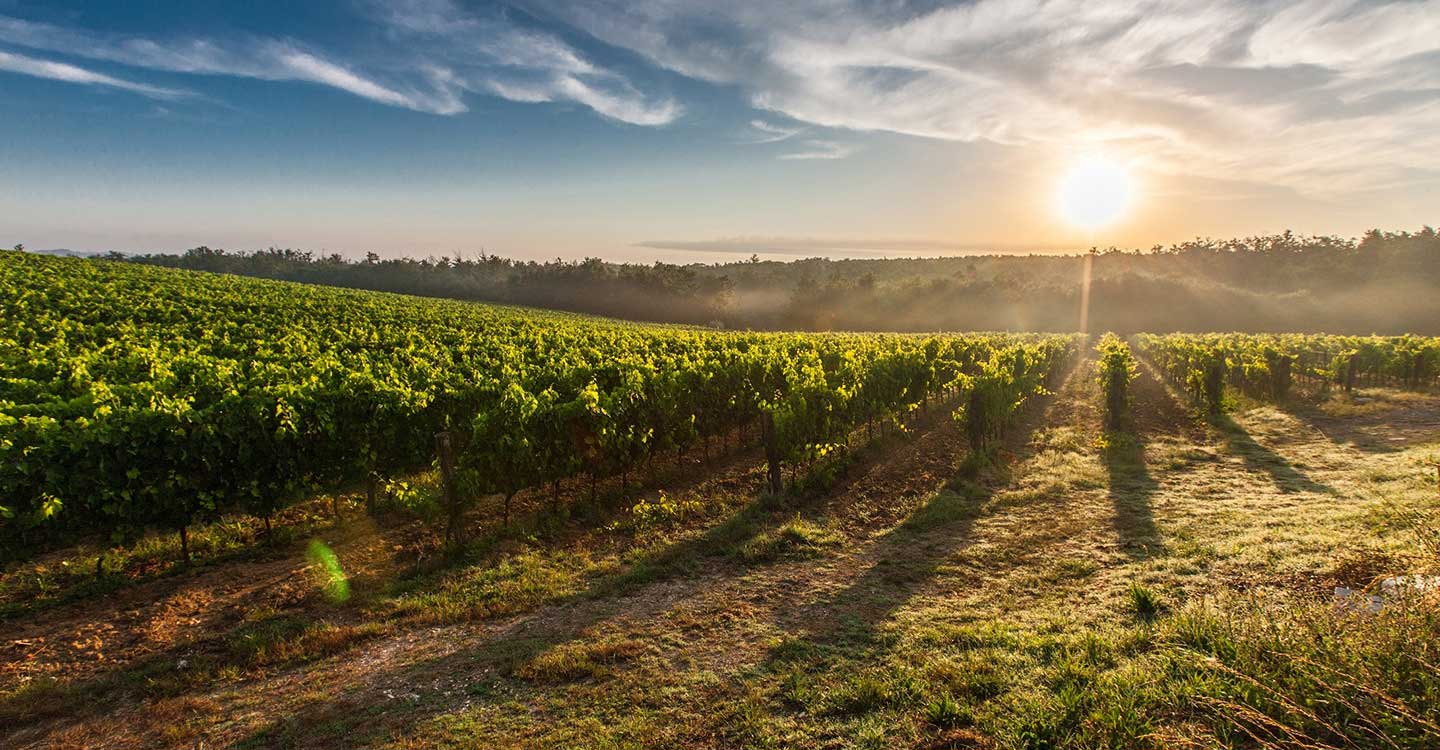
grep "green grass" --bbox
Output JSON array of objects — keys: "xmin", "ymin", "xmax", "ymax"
[
  {"xmin": 1127, "ymin": 583, "xmax": 1165, "ymax": 621},
  {"xmin": 379, "ymin": 549, "xmax": 591, "ymax": 623},
  {"xmin": 736, "ymin": 516, "xmax": 843, "ymax": 563},
  {"xmin": 0, "ymin": 495, "xmax": 351, "ymax": 619},
  {"xmin": 513, "ymin": 638, "xmax": 652, "ymax": 683},
  {"xmin": 227, "ymin": 610, "xmax": 388, "ymax": 668}
]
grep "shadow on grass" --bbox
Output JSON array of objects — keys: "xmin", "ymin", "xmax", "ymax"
[
  {"xmin": 1215, "ymin": 414, "xmax": 1333, "ymax": 495},
  {"xmin": 761, "ymin": 362, "xmax": 1079, "ymax": 657},
  {"xmin": 1103, "ymin": 433, "xmax": 1161, "ymax": 560},
  {"xmin": 1278, "ymin": 391, "xmax": 1440, "ymax": 455},
  {"xmin": 779, "ymin": 480, "xmax": 991, "ymax": 652},
  {"xmin": 0, "ymin": 600, "xmax": 391, "ymax": 749}
]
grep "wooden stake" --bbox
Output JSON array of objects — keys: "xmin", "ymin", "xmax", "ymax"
[
  {"xmin": 762, "ymin": 411, "xmax": 782, "ymax": 495},
  {"xmin": 435, "ymin": 430, "xmax": 460, "ymax": 549}
]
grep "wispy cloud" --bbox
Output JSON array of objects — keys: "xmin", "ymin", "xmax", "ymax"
[
  {"xmin": 0, "ymin": 4, "xmax": 679, "ymax": 124},
  {"xmin": 744, "ymin": 119, "xmax": 855, "ymax": 159},
  {"xmin": 0, "ymin": 15, "xmax": 463, "ymax": 114},
  {"xmin": 369, "ymin": 0, "xmax": 681, "ymax": 125},
  {"xmin": 4, "ymin": 0, "xmax": 1437, "ymax": 191},
  {"xmin": 271, "ymin": 48, "xmax": 462, "ymax": 114},
  {"xmin": 745, "ymin": 118, "xmax": 803, "ymax": 143},
  {"xmin": 778, "ymin": 139, "xmax": 857, "ymax": 160},
  {"xmin": 521, "ymin": 0, "xmax": 1440, "ymax": 193},
  {"xmin": 0, "ymin": 49, "xmax": 187, "ymax": 99}
]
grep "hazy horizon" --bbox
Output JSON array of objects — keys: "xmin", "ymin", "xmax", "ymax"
[{"xmin": 4, "ymin": 1, "xmax": 1439, "ymax": 263}]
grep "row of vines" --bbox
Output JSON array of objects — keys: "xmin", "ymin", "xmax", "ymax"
[
  {"xmin": 1096, "ymin": 333, "xmax": 1138, "ymax": 430},
  {"xmin": 0, "ymin": 252, "xmax": 1077, "ymax": 559},
  {"xmin": 1136, "ymin": 332, "xmax": 1440, "ymax": 414}
]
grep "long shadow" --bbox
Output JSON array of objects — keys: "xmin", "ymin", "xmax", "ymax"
[
  {"xmin": 772, "ymin": 479, "xmax": 991, "ymax": 653},
  {"xmin": 1214, "ymin": 414, "xmax": 1334, "ymax": 495},
  {"xmin": 1100, "ymin": 362, "xmax": 1185, "ymax": 560},
  {"xmin": 0, "ymin": 589, "xmax": 393, "ymax": 748},
  {"xmin": 0, "ymin": 482, "xmax": 781, "ymax": 749},
  {"xmin": 760, "ymin": 362, "xmax": 1078, "ymax": 656},
  {"xmin": 585, "ymin": 392, "xmax": 975, "ymax": 600},
  {"xmin": 1104, "ymin": 433, "xmax": 1161, "ymax": 560},
  {"xmin": 1278, "ymin": 393, "xmax": 1440, "ymax": 455}
]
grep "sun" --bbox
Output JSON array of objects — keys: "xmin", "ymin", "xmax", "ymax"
[{"xmin": 1057, "ymin": 154, "xmax": 1134, "ymax": 231}]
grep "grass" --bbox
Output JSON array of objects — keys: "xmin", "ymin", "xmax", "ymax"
[
  {"xmin": 923, "ymin": 693, "xmax": 970, "ymax": 729},
  {"xmin": 227, "ymin": 611, "xmax": 388, "ymax": 668},
  {"xmin": 1162, "ymin": 592, "xmax": 1440, "ymax": 749},
  {"xmin": 513, "ymin": 637, "xmax": 651, "ymax": 683},
  {"xmin": 370, "ymin": 379, "xmax": 1438, "ymax": 750},
  {"xmin": 379, "ymin": 548, "xmax": 591, "ymax": 623},
  {"xmin": 1127, "ymin": 583, "xmax": 1165, "ymax": 621},
  {"xmin": 0, "ymin": 495, "xmax": 354, "ymax": 618},
  {"xmin": 736, "ymin": 516, "xmax": 843, "ymax": 563},
  {"xmin": 825, "ymin": 670, "xmax": 925, "ymax": 716}
]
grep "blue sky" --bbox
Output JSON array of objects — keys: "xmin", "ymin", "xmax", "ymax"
[{"xmin": 2, "ymin": 0, "xmax": 1438, "ymax": 261}]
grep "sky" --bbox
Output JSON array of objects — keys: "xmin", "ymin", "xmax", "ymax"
[{"xmin": 2, "ymin": 0, "xmax": 1438, "ymax": 263}]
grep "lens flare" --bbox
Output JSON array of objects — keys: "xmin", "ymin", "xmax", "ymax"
[{"xmin": 306, "ymin": 539, "xmax": 350, "ymax": 603}]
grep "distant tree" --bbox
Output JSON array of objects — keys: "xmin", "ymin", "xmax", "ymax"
[
  {"xmin": 110, "ymin": 228, "xmax": 1440, "ymax": 334},
  {"xmin": 12, "ymin": 243, "xmax": 23, "ymax": 252}
]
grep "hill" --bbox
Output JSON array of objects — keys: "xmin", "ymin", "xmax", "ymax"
[{"xmin": 107, "ymin": 227, "xmax": 1440, "ymax": 334}]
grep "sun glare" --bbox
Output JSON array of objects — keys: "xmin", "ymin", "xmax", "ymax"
[{"xmin": 1057, "ymin": 154, "xmax": 1134, "ymax": 231}]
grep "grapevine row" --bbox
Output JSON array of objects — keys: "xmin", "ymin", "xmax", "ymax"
[
  {"xmin": 0, "ymin": 252, "xmax": 1077, "ymax": 558},
  {"xmin": 1096, "ymin": 333, "xmax": 1138, "ymax": 430},
  {"xmin": 1135, "ymin": 333, "xmax": 1440, "ymax": 413}
]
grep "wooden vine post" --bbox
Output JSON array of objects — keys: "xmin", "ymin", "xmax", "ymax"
[
  {"xmin": 761, "ymin": 411, "xmax": 783, "ymax": 495},
  {"xmin": 435, "ymin": 430, "xmax": 462, "ymax": 550},
  {"xmin": 364, "ymin": 422, "xmax": 377, "ymax": 516}
]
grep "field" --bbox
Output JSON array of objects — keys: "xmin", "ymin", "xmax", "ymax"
[{"xmin": 3, "ymin": 252, "xmax": 1439, "ymax": 749}]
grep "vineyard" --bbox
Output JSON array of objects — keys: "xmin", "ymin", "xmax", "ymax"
[
  {"xmin": 3, "ymin": 252, "xmax": 1440, "ymax": 750},
  {"xmin": 0, "ymin": 251, "xmax": 1076, "ymax": 561},
  {"xmin": 1135, "ymin": 332, "xmax": 1440, "ymax": 414}
]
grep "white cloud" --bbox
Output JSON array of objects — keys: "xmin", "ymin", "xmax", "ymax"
[
  {"xmin": 369, "ymin": 0, "xmax": 681, "ymax": 125},
  {"xmin": 778, "ymin": 139, "xmax": 856, "ymax": 160},
  {"xmin": 270, "ymin": 48, "xmax": 466, "ymax": 114},
  {"xmin": 518, "ymin": 0, "xmax": 1440, "ymax": 193},
  {"xmin": 550, "ymin": 75, "xmax": 681, "ymax": 125},
  {"xmin": 5, "ymin": 1, "xmax": 1437, "ymax": 186},
  {"xmin": 745, "ymin": 119, "xmax": 803, "ymax": 143},
  {"xmin": 0, "ymin": 5, "xmax": 678, "ymax": 124},
  {"xmin": 478, "ymin": 72, "xmax": 680, "ymax": 125},
  {"xmin": 0, "ymin": 48, "xmax": 188, "ymax": 99},
  {"xmin": 0, "ymin": 15, "xmax": 465, "ymax": 114}
]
